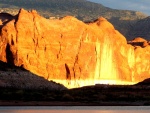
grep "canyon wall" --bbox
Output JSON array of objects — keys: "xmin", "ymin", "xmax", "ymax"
[{"xmin": 0, "ymin": 9, "xmax": 150, "ymax": 88}]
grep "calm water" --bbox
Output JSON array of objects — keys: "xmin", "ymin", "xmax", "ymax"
[{"xmin": 0, "ymin": 106, "xmax": 150, "ymax": 113}]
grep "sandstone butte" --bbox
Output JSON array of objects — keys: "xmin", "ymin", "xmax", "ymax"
[{"xmin": 0, "ymin": 9, "xmax": 150, "ymax": 88}]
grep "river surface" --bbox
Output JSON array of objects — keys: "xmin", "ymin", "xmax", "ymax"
[{"xmin": 0, "ymin": 106, "xmax": 150, "ymax": 113}]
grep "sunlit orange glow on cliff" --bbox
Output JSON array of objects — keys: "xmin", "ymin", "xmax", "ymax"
[
  {"xmin": 0, "ymin": 9, "xmax": 150, "ymax": 89},
  {"xmin": 50, "ymin": 79, "xmax": 137, "ymax": 89}
]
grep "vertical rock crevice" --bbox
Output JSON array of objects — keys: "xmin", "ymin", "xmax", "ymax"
[
  {"xmin": 72, "ymin": 32, "xmax": 84, "ymax": 80},
  {"xmin": 6, "ymin": 43, "xmax": 14, "ymax": 65},
  {"xmin": 65, "ymin": 63, "xmax": 71, "ymax": 80}
]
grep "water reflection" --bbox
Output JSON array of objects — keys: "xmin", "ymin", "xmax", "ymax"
[{"xmin": 0, "ymin": 106, "xmax": 150, "ymax": 113}]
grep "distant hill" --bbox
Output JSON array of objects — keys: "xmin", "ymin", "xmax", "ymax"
[
  {"xmin": 0, "ymin": 0, "xmax": 149, "ymax": 40},
  {"xmin": 109, "ymin": 16, "xmax": 150, "ymax": 40},
  {"xmin": 0, "ymin": 0, "xmax": 147, "ymax": 21},
  {"xmin": 127, "ymin": 17, "xmax": 150, "ymax": 40}
]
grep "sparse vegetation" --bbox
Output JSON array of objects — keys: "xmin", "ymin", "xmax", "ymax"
[{"xmin": 0, "ymin": 0, "xmax": 147, "ymax": 22}]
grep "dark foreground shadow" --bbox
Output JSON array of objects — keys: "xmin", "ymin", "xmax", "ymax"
[
  {"xmin": 1, "ymin": 61, "xmax": 150, "ymax": 106},
  {"xmin": 0, "ymin": 61, "xmax": 66, "ymax": 90}
]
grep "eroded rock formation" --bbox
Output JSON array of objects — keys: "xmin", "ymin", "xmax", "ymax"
[{"xmin": 0, "ymin": 9, "xmax": 150, "ymax": 88}]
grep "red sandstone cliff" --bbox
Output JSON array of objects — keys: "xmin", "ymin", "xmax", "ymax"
[{"xmin": 0, "ymin": 9, "xmax": 150, "ymax": 88}]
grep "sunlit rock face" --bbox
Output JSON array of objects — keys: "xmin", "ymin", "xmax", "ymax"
[
  {"xmin": 0, "ymin": 9, "xmax": 150, "ymax": 88},
  {"xmin": 128, "ymin": 37, "xmax": 150, "ymax": 82}
]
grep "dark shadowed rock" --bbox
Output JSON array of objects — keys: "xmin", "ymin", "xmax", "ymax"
[
  {"xmin": 136, "ymin": 78, "xmax": 150, "ymax": 85},
  {"xmin": 0, "ymin": 13, "xmax": 14, "ymax": 28},
  {"xmin": 0, "ymin": 61, "xmax": 67, "ymax": 90}
]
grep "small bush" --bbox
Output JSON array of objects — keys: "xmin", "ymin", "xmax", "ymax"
[{"xmin": 62, "ymin": 93, "xmax": 74, "ymax": 101}]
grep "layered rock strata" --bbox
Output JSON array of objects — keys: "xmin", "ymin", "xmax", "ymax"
[{"xmin": 0, "ymin": 9, "xmax": 150, "ymax": 88}]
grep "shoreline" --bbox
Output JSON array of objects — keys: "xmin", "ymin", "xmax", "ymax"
[{"xmin": 0, "ymin": 100, "xmax": 147, "ymax": 106}]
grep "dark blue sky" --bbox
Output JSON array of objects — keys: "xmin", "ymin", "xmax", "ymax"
[{"xmin": 88, "ymin": 0, "xmax": 150, "ymax": 15}]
